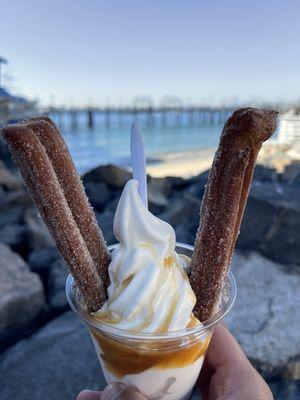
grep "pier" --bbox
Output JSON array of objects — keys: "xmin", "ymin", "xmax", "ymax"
[{"xmin": 46, "ymin": 105, "xmax": 234, "ymax": 131}]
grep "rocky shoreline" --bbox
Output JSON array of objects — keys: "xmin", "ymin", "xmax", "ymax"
[{"xmin": 0, "ymin": 145, "xmax": 299, "ymax": 399}]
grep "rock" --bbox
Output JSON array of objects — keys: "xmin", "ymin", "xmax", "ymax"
[
  {"xmin": 85, "ymin": 181, "xmax": 111, "ymax": 211},
  {"xmin": 83, "ymin": 164, "xmax": 131, "ymax": 189},
  {"xmin": 160, "ymin": 192, "xmax": 200, "ymax": 238},
  {"xmin": 47, "ymin": 258, "xmax": 69, "ymax": 312},
  {"xmin": 253, "ymin": 164, "xmax": 278, "ymax": 182},
  {"xmin": 0, "ymin": 243, "xmax": 45, "ymax": 347},
  {"xmin": 0, "ymin": 205, "xmax": 23, "ymax": 227},
  {"xmin": 281, "ymin": 161, "xmax": 300, "ymax": 185},
  {"xmin": 238, "ymin": 181, "xmax": 300, "ymax": 266},
  {"xmin": 148, "ymin": 177, "xmax": 172, "ymax": 213},
  {"xmin": 24, "ymin": 207, "xmax": 53, "ymax": 250},
  {"xmin": 0, "ymin": 189, "xmax": 32, "ymax": 211},
  {"xmin": 174, "ymin": 225, "xmax": 195, "ymax": 246},
  {"xmin": 28, "ymin": 247, "xmax": 60, "ymax": 284},
  {"xmin": 0, "ymin": 223, "xmax": 28, "ymax": 255},
  {"xmin": 0, "ymin": 136, "xmax": 16, "ymax": 170},
  {"xmin": 96, "ymin": 210, "xmax": 115, "ymax": 245},
  {"xmin": 167, "ymin": 175, "xmax": 194, "ymax": 189},
  {"xmin": 0, "ymin": 161, "xmax": 22, "ymax": 191},
  {"xmin": 269, "ymin": 379, "xmax": 300, "ymax": 400},
  {"xmin": 0, "ymin": 206, "xmax": 28, "ymax": 257},
  {"xmin": 225, "ymin": 251, "xmax": 300, "ymax": 379},
  {"xmin": 187, "ymin": 169, "xmax": 210, "ymax": 198},
  {"xmin": 0, "ymin": 312, "xmax": 106, "ymax": 400}
]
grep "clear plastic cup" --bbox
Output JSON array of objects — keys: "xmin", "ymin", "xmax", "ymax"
[{"xmin": 66, "ymin": 243, "xmax": 236, "ymax": 400}]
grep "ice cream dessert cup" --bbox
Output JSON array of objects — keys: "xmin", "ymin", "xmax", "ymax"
[{"xmin": 66, "ymin": 243, "xmax": 236, "ymax": 400}]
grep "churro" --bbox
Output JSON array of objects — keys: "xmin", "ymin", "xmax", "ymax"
[
  {"xmin": 2, "ymin": 118, "xmax": 110, "ymax": 311},
  {"xmin": 189, "ymin": 108, "xmax": 278, "ymax": 321}
]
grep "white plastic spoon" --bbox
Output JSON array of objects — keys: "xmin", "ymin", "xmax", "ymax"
[{"xmin": 130, "ymin": 122, "xmax": 148, "ymax": 208}]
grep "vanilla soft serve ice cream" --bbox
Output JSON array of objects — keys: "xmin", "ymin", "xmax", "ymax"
[
  {"xmin": 95, "ymin": 179, "xmax": 197, "ymax": 332},
  {"xmin": 90, "ymin": 179, "xmax": 210, "ymax": 400}
]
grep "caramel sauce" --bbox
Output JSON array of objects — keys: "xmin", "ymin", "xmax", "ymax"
[
  {"xmin": 164, "ymin": 256, "xmax": 174, "ymax": 268},
  {"xmin": 90, "ymin": 327, "xmax": 211, "ymax": 378}
]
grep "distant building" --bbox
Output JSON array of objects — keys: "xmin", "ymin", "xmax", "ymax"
[{"xmin": 0, "ymin": 57, "xmax": 36, "ymax": 125}]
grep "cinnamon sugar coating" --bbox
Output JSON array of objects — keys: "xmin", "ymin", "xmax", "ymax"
[
  {"xmin": 190, "ymin": 108, "xmax": 278, "ymax": 321},
  {"xmin": 2, "ymin": 118, "xmax": 110, "ymax": 311}
]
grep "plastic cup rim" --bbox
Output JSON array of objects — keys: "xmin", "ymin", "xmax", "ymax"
[{"xmin": 65, "ymin": 242, "xmax": 237, "ymax": 341}]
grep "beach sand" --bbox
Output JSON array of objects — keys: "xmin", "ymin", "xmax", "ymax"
[
  {"xmin": 144, "ymin": 142, "xmax": 300, "ymax": 178},
  {"xmin": 146, "ymin": 148, "xmax": 216, "ymax": 178}
]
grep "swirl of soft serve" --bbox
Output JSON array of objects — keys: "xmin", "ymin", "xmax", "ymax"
[{"xmin": 95, "ymin": 179, "xmax": 198, "ymax": 333}]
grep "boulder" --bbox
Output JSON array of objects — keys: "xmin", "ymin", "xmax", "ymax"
[
  {"xmin": 253, "ymin": 164, "xmax": 278, "ymax": 182},
  {"xmin": 0, "ymin": 161, "xmax": 22, "ymax": 191},
  {"xmin": 85, "ymin": 181, "xmax": 111, "ymax": 211},
  {"xmin": 0, "ymin": 243, "xmax": 45, "ymax": 347},
  {"xmin": 0, "ymin": 312, "xmax": 105, "ymax": 400},
  {"xmin": 148, "ymin": 176, "xmax": 172, "ymax": 213},
  {"xmin": 281, "ymin": 161, "xmax": 300, "ymax": 186},
  {"xmin": 187, "ymin": 169, "xmax": 209, "ymax": 198},
  {"xmin": 96, "ymin": 210, "xmax": 115, "ymax": 246},
  {"xmin": 0, "ymin": 189, "xmax": 32, "ymax": 211},
  {"xmin": 238, "ymin": 181, "xmax": 300, "ymax": 266},
  {"xmin": 83, "ymin": 164, "xmax": 131, "ymax": 189},
  {"xmin": 0, "ymin": 136, "xmax": 16, "ymax": 170},
  {"xmin": 160, "ymin": 192, "xmax": 200, "ymax": 237},
  {"xmin": 0, "ymin": 223, "xmax": 28, "ymax": 255},
  {"xmin": 28, "ymin": 247, "xmax": 60, "ymax": 284},
  {"xmin": 269, "ymin": 379, "xmax": 300, "ymax": 400},
  {"xmin": 24, "ymin": 207, "xmax": 54, "ymax": 250},
  {"xmin": 0, "ymin": 205, "xmax": 23, "ymax": 227},
  {"xmin": 47, "ymin": 258, "xmax": 69, "ymax": 312},
  {"xmin": 226, "ymin": 251, "xmax": 300, "ymax": 379}
]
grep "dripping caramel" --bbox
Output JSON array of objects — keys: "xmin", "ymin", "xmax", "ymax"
[{"xmin": 90, "ymin": 327, "xmax": 211, "ymax": 378}]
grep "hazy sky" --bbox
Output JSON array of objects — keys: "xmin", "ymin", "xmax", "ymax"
[{"xmin": 1, "ymin": 0, "xmax": 299, "ymax": 106}]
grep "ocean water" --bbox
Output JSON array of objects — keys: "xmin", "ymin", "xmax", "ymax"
[{"xmin": 50, "ymin": 111, "xmax": 225, "ymax": 174}]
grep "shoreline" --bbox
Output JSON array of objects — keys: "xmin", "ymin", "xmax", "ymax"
[
  {"xmin": 135, "ymin": 141, "xmax": 300, "ymax": 178},
  {"xmin": 145, "ymin": 148, "xmax": 216, "ymax": 178}
]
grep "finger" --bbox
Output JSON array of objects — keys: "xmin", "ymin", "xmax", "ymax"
[
  {"xmin": 205, "ymin": 323, "xmax": 249, "ymax": 371},
  {"xmin": 101, "ymin": 383, "xmax": 147, "ymax": 400},
  {"xmin": 197, "ymin": 356, "xmax": 215, "ymax": 396},
  {"xmin": 76, "ymin": 390, "xmax": 102, "ymax": 400}
]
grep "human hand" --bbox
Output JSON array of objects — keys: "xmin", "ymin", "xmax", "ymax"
[
  {"xmin": 197, "ymin": 324, "xmax": 273, "ymax": 400},
  {"xmin": 76, "ymin": 324, "xmax": 273, "ymax": 400},
  {"xmin": 76, "ymin": 382, "xmax": 146, "ymax": 400}
]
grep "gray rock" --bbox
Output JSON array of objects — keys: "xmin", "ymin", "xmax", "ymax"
[
  {"xmin": 148, "ymin": 177, "xmax": 172, "ymax": 212},
  {"xmin": 85, "ymin": 181, "xmax": 111, "ymax": 211},
  {"xmin": 0, "ymin": 243, "xmax": 45, "ymax": 345},
  {"xmin": 238, "ymin": 181, "xmax": 300, "ymax": 266},
  {"xmin": 28, "ymin": 247, "xmax": 60, "ymax": 283},
  {"xmin": 253, "ymin": 164, "xmax": 278, "ymax": 182},
  {"xmin": 83, "ymin": 164, "xmax": 131, "ymax": 189},
  {"xmin": 47, "ymin": 258, "xmax": 69, "ymax": 312},
  {"xmin": 0, "ymin": 312, "xmax": 106, "ymax": 400},
  {"xmin": 187, "ymin": 170, "xmax": 209, "ymax": 198},
  {"xmin": 96, "ymin": 210, "xmax": 116, "ymax": 245},
  {"xmin": 0, "ymin": 205, "xmax": 23, "ymax": 227},
  {"xmin": 0, "ymin": 223, "xmax": 27, "ymax": 254},
  {"xmin": 160, "ymin": 192, "xmax": 200, "ymax": 237},
  {"xmin": 0, "ymin": 189, "xmax": 32, "ymax": 211},
  {"xmin": 281, "ymin": 161, "xmax": 300, "ymax": 186},
  {"xmin": 0, "ymin": 137, "xmax": 16, "ymax": 170},
  {"xmin": 226, "ymin": 251, "xmax": 300, "ymax": 379},
  {"xmin": 269, "ymin": 379, "xmax": 300, "ymax": 400},
  {"xmin": 0, "ymin": 161, "xmax": 22, "ymax": 191},
  {"xmin": 24, "ymin": 207, "xmax": 54, "ymax": 250},
  {"xmin": 167, "ymin": 175, "xmax": 196, "ymax": 190}
]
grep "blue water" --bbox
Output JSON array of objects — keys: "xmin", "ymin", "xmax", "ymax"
[{"xmin": 50, "ymin": 111, "xmax": 225, "ymax": 174}]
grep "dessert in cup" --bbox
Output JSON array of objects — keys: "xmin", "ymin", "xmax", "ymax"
[{"xmin": 1, "ymin": 108, "xmax": 277, "ymax": 399}]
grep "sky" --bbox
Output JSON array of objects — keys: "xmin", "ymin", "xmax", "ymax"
[{"xmin": 1, "ymin": 0, "xmax": 299, "ymax": 107}]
